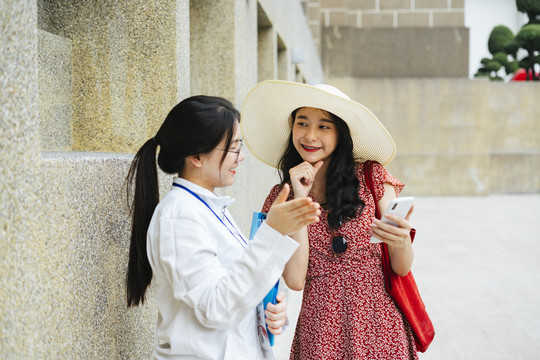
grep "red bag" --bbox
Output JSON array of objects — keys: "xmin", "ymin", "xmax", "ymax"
[{"xmin": 364, "ymin": 161, "xmax": 435, "ymax": 353}]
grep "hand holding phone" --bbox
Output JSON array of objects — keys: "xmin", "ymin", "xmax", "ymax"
[{"xmin": 370, "ymin": 196, "xmax": 414, "ymax": 244}]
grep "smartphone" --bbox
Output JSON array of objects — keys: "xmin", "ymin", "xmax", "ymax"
[{"xmin": 370, "ymin": 196, "xmax": 414, "ymax": 244}]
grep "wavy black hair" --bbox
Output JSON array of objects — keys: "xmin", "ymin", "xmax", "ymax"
[
  {"xmin": 278, "ymin": 108, "xmax": 364, "ymax": 229},
  {"xmin": 125, "ymin": 95, "xmax": 240, "ymax": 306}
]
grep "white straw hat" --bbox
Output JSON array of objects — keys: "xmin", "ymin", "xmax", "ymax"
[{"xmin": 241, "ymin": 80, "xmax": 396, "ymax": 168}]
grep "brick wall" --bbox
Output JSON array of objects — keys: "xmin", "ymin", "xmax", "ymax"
[
  {"xmin": 312, "ymin": 0, "xmax": 464, "ymax": 28},
  {"xmin": 306, "ymin": 0, "xmax": 465, "ymax": 54}
]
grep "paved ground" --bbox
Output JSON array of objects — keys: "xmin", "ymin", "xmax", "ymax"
[{"xmin": 273, "ymin": 195, "xmax": 540, "ymax": 360}]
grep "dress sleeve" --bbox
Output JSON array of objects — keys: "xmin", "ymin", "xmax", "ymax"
[
  {"xmin": 261, "ymin": 184, "xmax": 284, "ymax": 213},
  {"xmin": 371, "ymin": 162, "xmax": 405, "ymax": 201}
]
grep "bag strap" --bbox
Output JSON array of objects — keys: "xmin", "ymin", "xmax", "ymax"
[
  {"xmin": 363, "ymin": 161, "xmax": 416, "ymax": 293},
  {"xmin": 363, "ymin": 160, "xmax": 416, "ymax": 243},
  {"xmin": 363, "ymin": 161, "xmax": 393, "ymax": 292},
  {"xmin": 363, "ymin": 160, "xmax": 380, "ymax": 219}
]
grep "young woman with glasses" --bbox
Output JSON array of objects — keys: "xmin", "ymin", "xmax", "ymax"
[
  {"xmin": 125, "ymin": 95, "xmax": 321, "ymax": 359},
  {"xmin": 241, "ymin": 81, "xmax": 418, "ymax": 360}
]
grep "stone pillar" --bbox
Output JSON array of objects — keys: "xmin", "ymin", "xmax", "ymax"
[
  {"xmin": 1, "ymin": 1, "xmax": 190, "ymax": 358},
  {"xmin": 190, "ymin": 0, "xmax": 258, "ymax": 107},
  {"xmin": 190, "ymin": 0, "xmax": 236, "ymax": 101},
  {"xmin": 278, "ymin": 47, "xmax": 293, "ymax": 80},
  {"xmin": 0, "ymin": 0, "xmax": 43, "ymax": 357},
  {"xmin": 258, "ymin": 25, "xmax": 277, "ymax": 82},
  {"xmin": 257, "ymin": 3, "xmax": 277, "ymax": 82},
  {"xmin": 38, "ymin": 30, "xmax": 73, "ymax": 151}
]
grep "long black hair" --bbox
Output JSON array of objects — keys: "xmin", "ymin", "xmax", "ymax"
[
  {"xmin": 278, "ymin": 108, "xmax": 363, "ymax": 229},
  {"xmin": 125, "ymin": 95, "xmax": 240, "ymax": 307}
]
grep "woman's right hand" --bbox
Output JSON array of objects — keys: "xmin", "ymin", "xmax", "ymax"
[
  {"xmin": 289, "ymin": 161, "xmax": 323, "ymax": 198},
  {"xmin": 265, "ymin": 184, "xmax": 321, "ymax": 236}
]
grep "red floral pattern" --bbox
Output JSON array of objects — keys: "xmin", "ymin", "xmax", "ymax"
[{"xmin": 263, "ymin": 162, "xmax": 417, "ymax": 360}]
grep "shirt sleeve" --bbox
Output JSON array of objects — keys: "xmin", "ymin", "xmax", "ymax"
[
  {"xmin": 371, "ymin": 162, "xmax": 405, "ymax": 201},
  {"xmin": 155, "ymin": 216, "xmax": 298, "ymax": 330}
]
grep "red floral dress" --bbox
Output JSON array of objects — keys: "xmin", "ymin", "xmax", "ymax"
[{"xmin": 262, "ymin": 162, "xmax": 418, "ymax": 360}]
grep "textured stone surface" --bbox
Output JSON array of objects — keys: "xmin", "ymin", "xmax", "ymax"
[
  {"xmin": 190, "ymin": 0, "xmax": 238, "ymax": 101},
  {"xmin": 0, "ymin": 1, "xmax": 41, "ymax": 358},
  {"xmin": 39, "ymin": 0, "xmax": 181, "ymax": 153},
  {"xmin": 38, "ymin": 29, "xmax": 73, "ymax": 151},
  {"xmin": 328, "ymin": 77, "xmax": 540, "ymax": 195},
  {"xmin": 176, "ymin": 0, "xmax": 191, "ymax": 101},
  {"xmin": 234, "ymin": 0, "xmax": 258, "ymax": 105},
  {"xmin": 258, "ymin": 25, "xmax": 278, "ymax": 82},
  {"xmin": 37, "ymin": 152, "xmax": 158, "ymax": 359}
]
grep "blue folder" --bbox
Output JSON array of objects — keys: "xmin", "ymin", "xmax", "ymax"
[{"xmin": 249, "ymin": 212, "xmax": 278, "ymax": 346}]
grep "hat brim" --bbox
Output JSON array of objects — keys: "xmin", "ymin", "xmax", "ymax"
[{"xmin": 241, "ymin": 80, "xmax": 396, "ymax": 168}]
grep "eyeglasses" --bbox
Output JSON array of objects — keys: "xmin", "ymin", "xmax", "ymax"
[
  {"xmin": 216, "ymin": 141, "xmax": 243, "ymax": 162},
  {"xmin": 331, "ymin": 235, "xmax": 347, "ymax": 255}
]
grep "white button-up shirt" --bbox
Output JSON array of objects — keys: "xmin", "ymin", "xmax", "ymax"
[{"xmin": 146, "ymin": 178, "xmax": 299, "ymax": 359}]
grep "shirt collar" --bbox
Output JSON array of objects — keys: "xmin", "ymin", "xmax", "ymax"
[{"xmin": 172, "ymin": 177, "xmax": 235, "ymax": 210}]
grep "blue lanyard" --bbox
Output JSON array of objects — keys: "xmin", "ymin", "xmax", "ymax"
[{"xmin": 173, "ymin": 183, "xmax": 247, "ymax": 247}]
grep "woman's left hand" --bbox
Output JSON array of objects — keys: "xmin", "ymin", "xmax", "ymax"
[
  {"xmin": 265, "ymin": 291, "xmax": 288, "ymax": 335},
  {"xmin": 370, "ymin": 205, "xmax": 414, "ymax": 249}
]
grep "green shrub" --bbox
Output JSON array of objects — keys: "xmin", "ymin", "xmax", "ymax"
[
  {"xmin": 484, "ymin": 60, "xmax": 503, "ymax": 72},
  {"xmin": 517, "ymin": 0, "xmax": 540, "ymax": 24},
  {"xmin": 505, "ymin": 60, "xmax": 520, "ymax": 73},
  {"xmin": 488, "ymin": 25, "xmax": 515, "ymax": 54},
  {"xmin": 474, "ymin": 68, "xmax": 490, "ymax": 77},
  {"xmin": 505, "ymin": 39, "xmax": 520, "ymax": 57},
  {"xmin": 476, "ymin": 1, "xmax": 539, "ymax": 81},
  {"xmin": 517, "ymin": 0, "xmax": 540, "ymax": 11},
  {"xmin": 518, "ymin": 58, "xmax": 532, "ymax": 68},
  {"xmin": 516, "ymin": 23, "xmax": 540, "ymax": 51},
  {"xmin": 493, "ymin": 52, "xmax": 509, "ymax": 65}
]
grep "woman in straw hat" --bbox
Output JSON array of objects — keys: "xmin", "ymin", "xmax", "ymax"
[
  {"xmin": 241, "ymin": 81, "xmax": 418, "ymax": 359},
  {"xmin": 125, "ymin": 95, "xmax": 321, "ymax": 359}
]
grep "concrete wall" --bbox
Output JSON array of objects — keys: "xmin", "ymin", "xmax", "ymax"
[
  {"xmin": 327, "ymin": 77, "xmax": 540, "ymax": 196},
  {"xmin": 306, "ymin": 0, "xmax": 469, "ymax": 77},
  {"xmin": 314, "ymin": 0, "xmax": 465, "ymax": 29},
  {"xmin": 321, "ymin": 26, "xmax": 469, "ymax": 78},
  {"xmin": 1, "ymin": 0, "xmax": 323, "ymax": 358}
]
